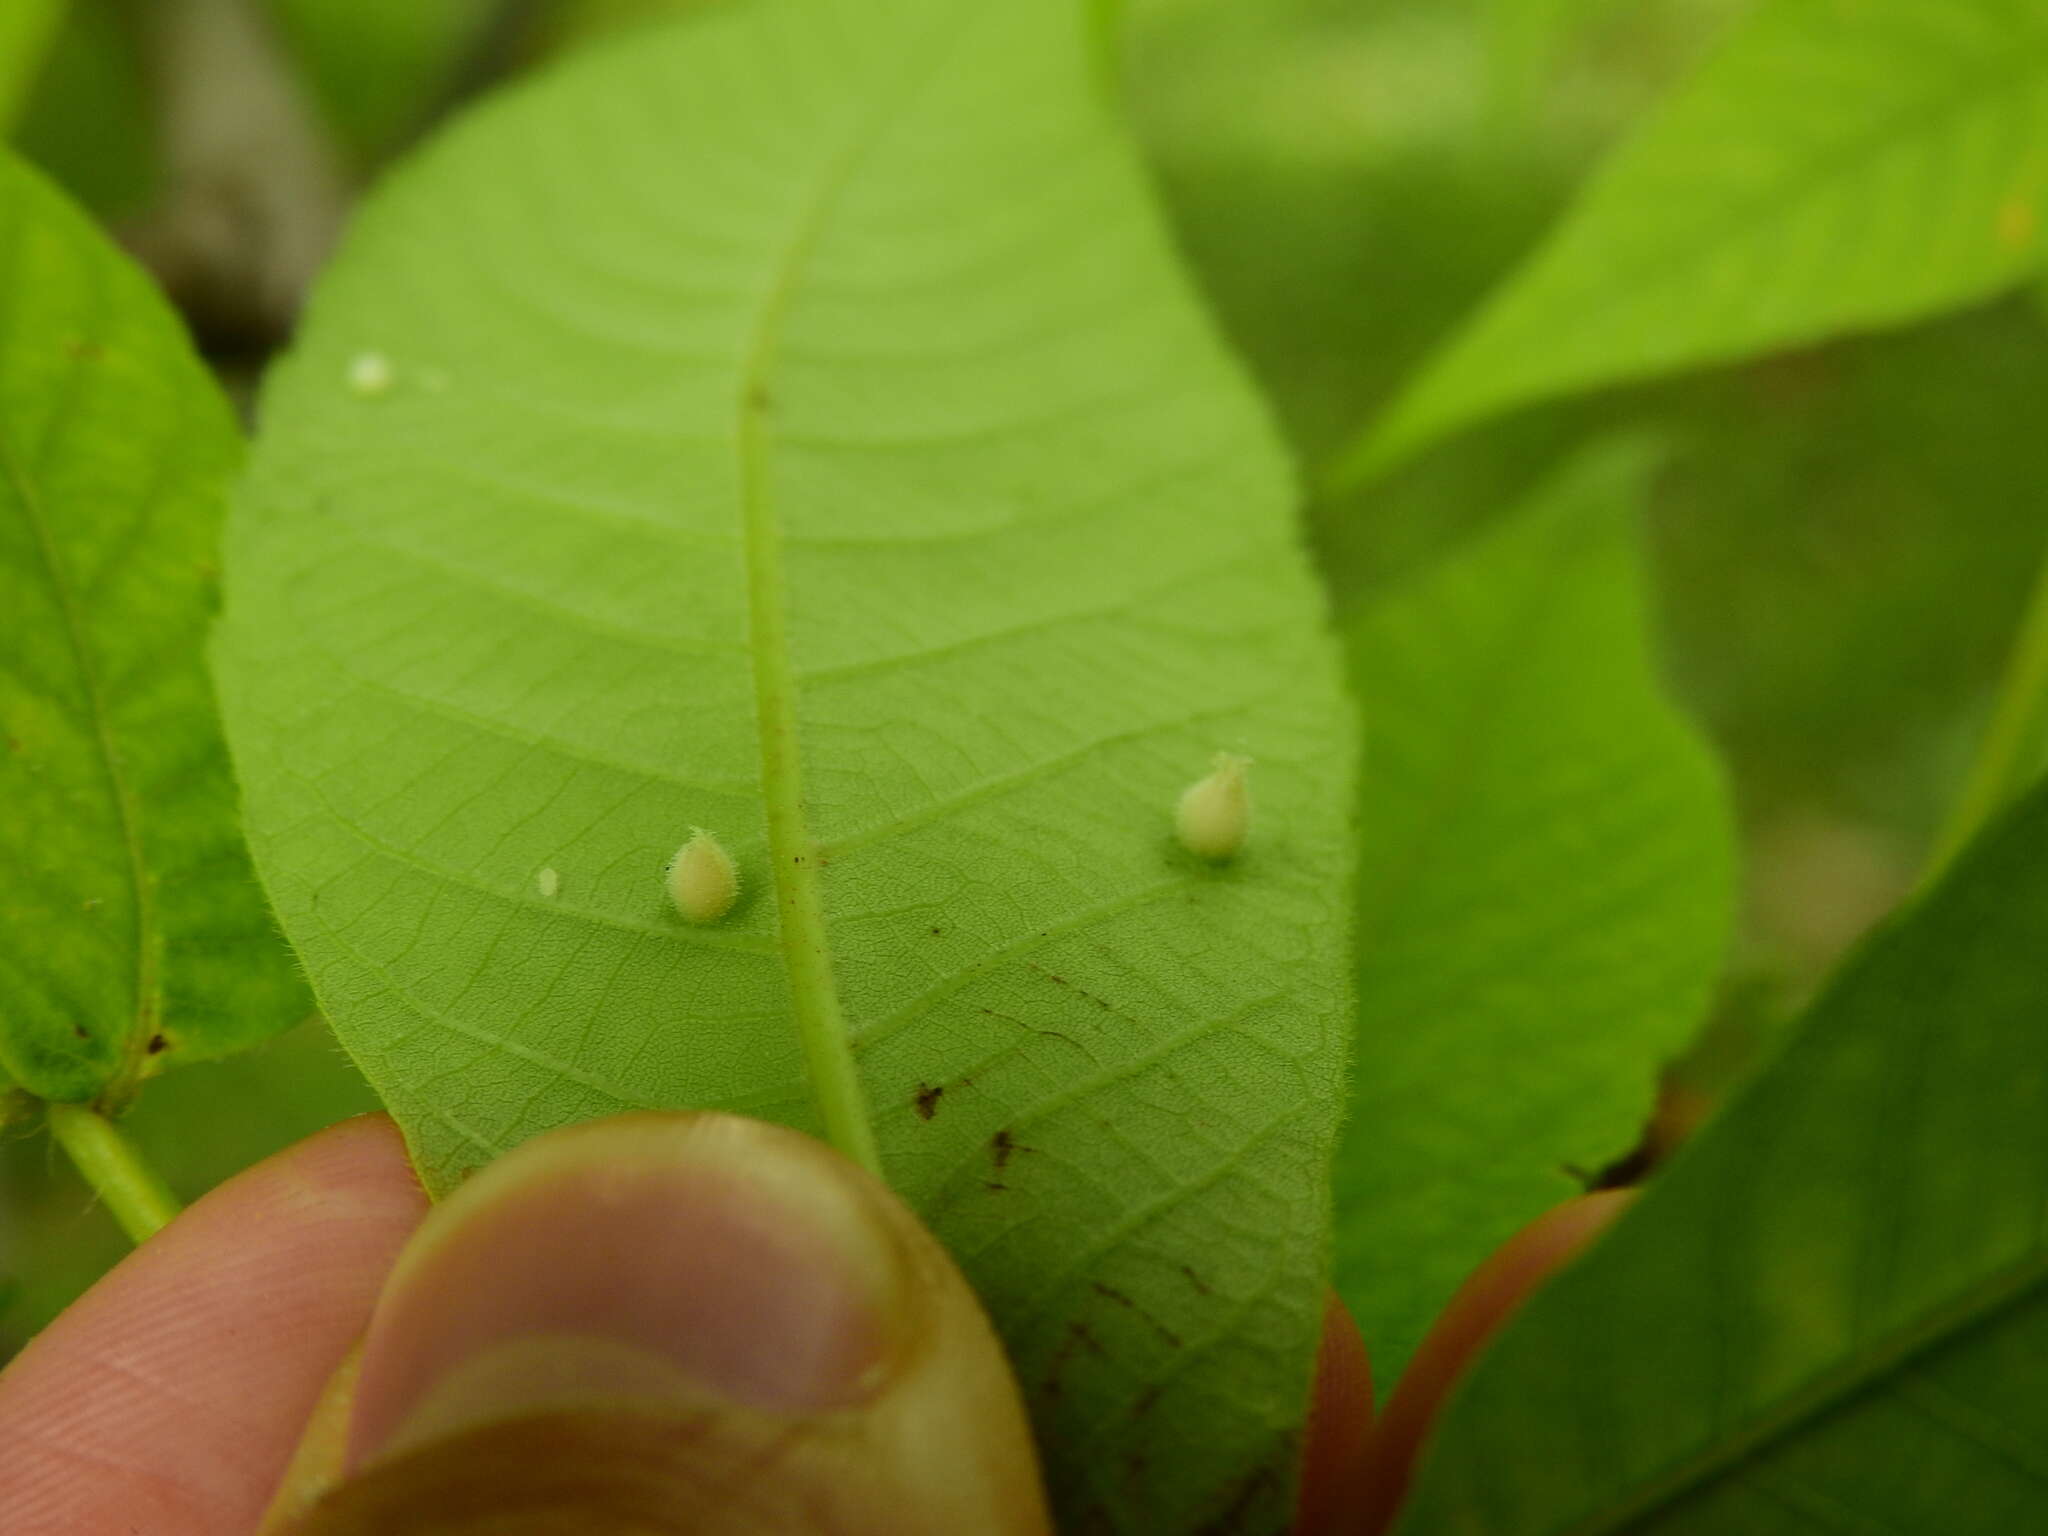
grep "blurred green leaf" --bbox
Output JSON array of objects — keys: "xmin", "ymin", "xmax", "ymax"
[
  {"xmin": 1335, "ymin": 440, "xmax": 1735, "ymax": 1378},
  {"xmin": 10, "ymin": 0, "xmax": 155, "ymax": 219},
  {"xmin": 1649, "ymin": 300, "xmax": 2048, "ymax": 836},
  {"xmin": 0, "ymin": 0, "xmax": 66, "ymax": 133},
  {"xmin": 215, "ymin": 3, "xmax": 1356, "ymax": 1529},
  {"xmin": 0, "ymin": 151, "xmax": 305, "ymax": 1107},
  {"xmin": 1393, "ymin": 780, "xmax": 2048, "ymax": 1536},
  {"xmin": 1483, "ymin": 0, "xmax": 1630, "ymax": 122},
  {"xmin": 266, "ymin": 0, "xmax": 498, "ymax": 166},
  {"xmin": 1344, "ymin": 0, "xmax": 2048, "ymax": 483}
]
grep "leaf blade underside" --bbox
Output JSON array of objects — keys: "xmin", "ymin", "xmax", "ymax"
[{"xmin": 215, "ymin": 3, "xmax": 1357, "ymax": 1530}]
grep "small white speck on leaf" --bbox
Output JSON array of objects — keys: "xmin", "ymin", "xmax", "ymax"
[
  {"xmin": 667, "ymin": 829, "xmax": 739, "ymax": 923},
  {"xmin": 1176, "ymin": 752, "xmax": 1252, "ymax": 861},
  {"xmin": 536, "ymin": 867, "xmax": 560, "ymax": 899},
  {"xmin": 347, "ymin": 352, "xmax": 393, "ymax": 396}
]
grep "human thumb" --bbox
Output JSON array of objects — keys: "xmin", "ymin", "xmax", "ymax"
[{"xmin": 287, "ymin": 1112, "xmax": 1051, "ymax": 1535}]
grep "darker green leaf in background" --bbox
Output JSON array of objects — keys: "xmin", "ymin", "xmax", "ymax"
[
  {"xmin": 1334, "ymin": 441, "xmax": 1735, "ymax": 1379},
  {"xmin": 0, "ymin": 0, "xmax": 65, "ymax": 133},
  {"xmin": 1393, "ymin": 780, "xmax": 2048, "ymax": 1535},
  {"xmin": 1346, "ymin": 0, "xmax": 2048, "ymax": 480},
  {"xmin": 0, "ymin": 150, "xmax": 306, "ymax": 1107}
]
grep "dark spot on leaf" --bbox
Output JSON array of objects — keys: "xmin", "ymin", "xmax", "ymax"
[
  {"xmin": 984, "ymin": 1180, "xmax": 1008, "ymax": 1192},
  {"xmin": 1588, "ymin": 1127, "xmax": 1660, "ymax": 1189},
  {"xmin": 146, "ymin": 1034, "xmax": 168, "ymax": 1055},
  {"xmin": 992, "ymin": 1129, "xmax": 1015, "ymax": 1168},
  {"xmin": 1179, "ymin": 1263, "xmax": 1212, "ymax": 1296},
  {"xmin": 1092, "ymin": 1281, "xmax": 1182, "ymax": 1347},
  {"xmin": 70, "ymin": 1023, "xmax": 88, "ymax": 1039},
  {"xmin": 1131, "ymin": 1383, "xmax": 1163, "ymax": 1418},
  {"xmin": 914, "ymin": 1083, "xmax": 943, "ymax": 1120},
  {"xmin": 930, "ymin": 925, "xmax": 942, "ymax": 936},
  {"xmin": 1042, "ymin": 1319, "xmax": 1109, "ymax": 1399},
  {"xmin": 976, "ymin": 1006, "xmax": 1086, "ymax": 1055}
]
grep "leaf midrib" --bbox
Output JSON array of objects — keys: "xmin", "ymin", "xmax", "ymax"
[
  {"xmin": 1554, "ymin": 1247, "xmax": 2048, "ymax": 1535},
  {"xmin": 725, "ymin": 10, "xmax": 982, "ymax": 1178},
  {"xmin": 0, "ymin": 348, "xmax": 158, "ymax": 1103}
]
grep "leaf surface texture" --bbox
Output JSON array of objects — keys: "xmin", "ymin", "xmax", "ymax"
[{"xmin": 215, "ymin": 4, "xmax": 1356, "ymax": 1528}]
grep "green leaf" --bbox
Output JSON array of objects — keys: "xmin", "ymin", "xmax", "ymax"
[
  {"xmin": 11, "ymin": 0, "xmax": 157, "ymax": 221},
  {"xmin": 266, "ymin": 0, "xmax": 497, "ymax": 165},
  {"xmin": 1336, "ymin": 441, "xmax": 1735, "ymax": 1379},
  {"xmin": 1392, "ymin": 781, "xmax": 2048, "ymax": 1536},
  {"xmin": 214, "ymin": 4, "xmax": 1357, "ymax": 1529},
  {"xmin": 1340, "ymin": 0, "xmax": 2048, "ymax": 483},
  {"xmin": 0, "ymin": 0, "xmax": 65, "ymax": 133},
  {"xmin": 0, "ymin": 151, "xmax": 306, "ymax": 1106},
  {"xmin": 1482, "ymin": 0, "xmax": 1633, "ymax": 124}
]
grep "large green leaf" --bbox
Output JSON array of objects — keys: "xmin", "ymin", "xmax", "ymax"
[
  {"xmin": 1336, "ymin": 442, "xmax": 1735, "ymax": 1380},
  {"xmin": 1392, "ymin": 782, "xmax": 2048, "ymax": 1536},
  {"xmin": 1340, "ymin": 0, "xmax": 2048, "ymax": 482},
  {"xmin": 214, "ymin": 3, "xmax": 1356, "ymax": 1529},
  {"xmin": 0, "ymin": 151, "xmax": 305, "ymax": 1106}
]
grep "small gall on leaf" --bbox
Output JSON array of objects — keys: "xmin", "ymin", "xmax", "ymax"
[
  {"xmin": 347, "ymin": 351, "xmax": 393, "ymax": 396},
  {"xmin": 1175, "ymin": 752, "xmax": 1252, "ymax": 861},
  {"xmin": 667, "ymin": 829, "xmax": 739, "ymax": 924},
  {"xmin": 536, "ymin": 867, "xmax": 560, "ymax": 899}
]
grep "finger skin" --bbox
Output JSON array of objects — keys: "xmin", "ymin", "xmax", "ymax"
[
  {"xmin": 295, "ymin": 1112, "xmax": 1053, "ymax": 1536},
  {"xmin": 0, "ymin": 1115, "xmax": 427, "ymax": 1536},
  {"xmin": 1357, "ymin": 1190, "xmax": 1635, "ymax": 1535}
]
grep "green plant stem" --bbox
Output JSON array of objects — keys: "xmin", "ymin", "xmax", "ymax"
[
  {"xmin": 43, "ymin": 1100, "xmax": 181, "ymax": 1244},
  {"xmin": 1927, "ymin": 547, "xmax": 2048, "ymax": 883}
]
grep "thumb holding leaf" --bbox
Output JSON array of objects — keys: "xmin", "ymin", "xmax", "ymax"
[{"xmin": 284, "ymin": 1113, "xmax": 1051, "ymax": 1536}]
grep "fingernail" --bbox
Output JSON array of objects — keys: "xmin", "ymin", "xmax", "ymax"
[{"xmin": 347, "ymin": 1115, "xmax": 915, "ymax": 1466}]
